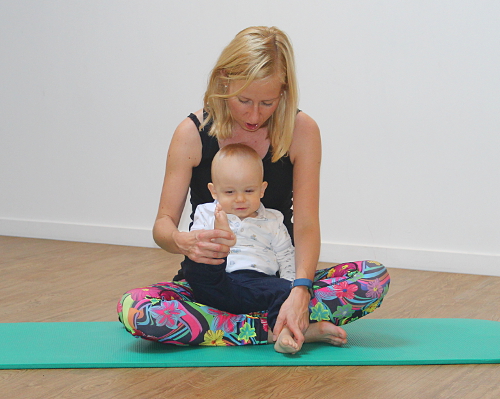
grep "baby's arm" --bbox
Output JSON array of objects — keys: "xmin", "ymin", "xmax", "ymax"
[
  {"xmin": 191, "ymin": 203, "xmax": 215, "ymax": 231},
  {"xmin": 271, "ymin": 216, "xmax": 296, "ymax": 281},
  {"xmin": 276, "ymin": 245, "xmax": 295, "ymax": 281}
]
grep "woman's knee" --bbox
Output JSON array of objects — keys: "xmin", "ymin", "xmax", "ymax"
[{"xmin": 364, "ymin": 260, "xmax": 390, "ymax": 275}]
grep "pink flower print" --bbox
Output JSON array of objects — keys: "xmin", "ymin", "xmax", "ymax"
[
  {"xmin": 160, "ymin": 290, "xmax": 183, "ymax": 301},
  {"xmin": 329, "ymin": 263, "xmax": 357, "ymax": 278},
  {"xmin": 130, "ymin": 286, "xmax": 162, "ymax": 301},
  {"xmin": 366, "ymin": 278, "xmax": 383, "ymax": 298},
  {"xmin": 207, "ymin": 309, "xmax": 245, "ymax": 333},
  {"xmin": 334, "ymin": 281, "xmax": 358, "ymax": 299},
  {"xmin": 150, "ymin": 301, "xmax": 186, "ymax": 328},
  {"xmin": 315, "ymin": 286, "xmax": 339, "ymax": 301},
  {"xmin": 159, "ymin": 282, "xmax": 194, "ymax": 301},
  {"xmin": 260, "ymin": 317, "xmax": 269, "ymax": 332}
]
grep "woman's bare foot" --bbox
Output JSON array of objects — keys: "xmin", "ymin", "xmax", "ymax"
[
  {"xmin": 274, "ymin": 326, "xmax": 302, "ymax": 354},
  {"xmin": 213, "ymin": 204, "xmax": 237, "ymax": 247},
  {"xmin": 304, "ymin": 321, "xmax": 348, "ymax": 346}
]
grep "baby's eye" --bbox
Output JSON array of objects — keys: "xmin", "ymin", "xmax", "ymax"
[
  {"xmin": 246, "ymin": 189, "xmax": 255, "ymax": 193},
  {"xmin": 225, "ymin": 190, "xmax": 234, "ymax": 195}
]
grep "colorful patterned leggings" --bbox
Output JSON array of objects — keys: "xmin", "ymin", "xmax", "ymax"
[{"xmin": 117, "ymin": 260, "xmax": 390, "ymax": 346}]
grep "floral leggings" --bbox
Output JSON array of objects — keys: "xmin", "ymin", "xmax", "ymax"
[{"xmin": 117, "ymin": 260, "xmax": 390, "ymax": 346}]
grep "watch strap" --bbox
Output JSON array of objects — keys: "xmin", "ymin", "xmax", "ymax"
[
  {"xmin": 292, "ymin": 278, "xmax": 313, "ymax": 288},
  {"xmin": 291, "ymin": 278, "xmax": 314, "ymax": 298}
]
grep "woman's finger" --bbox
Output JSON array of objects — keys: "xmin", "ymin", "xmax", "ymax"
[
  {"xmin": 272, "ymin": 316, "xmax": 285, "ymax": 341},
  {"xmin": 197, "ymin": 240, "xmax": 231, "ymax": 257},
  {"xmin": 199, "ymin": 228, "xmax": 234, "ymax": 242}
]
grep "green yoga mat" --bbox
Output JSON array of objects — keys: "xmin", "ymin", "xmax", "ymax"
[{"xmin": 1, "ymin": 318, "xmax": 499, "ymax": 369}]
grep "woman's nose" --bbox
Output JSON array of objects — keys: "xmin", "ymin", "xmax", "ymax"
[{"xmin": 248, "ymin": 105, "xmax": 260, "ymax": 123}]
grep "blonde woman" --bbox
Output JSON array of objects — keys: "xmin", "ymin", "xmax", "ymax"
[{"xmin": 118, "ymin": 27, "xmax": 390, "ymax": 351}]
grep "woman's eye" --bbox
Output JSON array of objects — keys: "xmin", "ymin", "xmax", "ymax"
[
  {"xmin": 238, "ymin": 98, "xmax": 250, "ymax": 104},
  {"xmin": 262, "ymin": 102, "xmax": 273, "ymax": 107}
]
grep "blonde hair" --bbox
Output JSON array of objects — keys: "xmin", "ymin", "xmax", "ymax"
[
  {"xmin": 212, "ymin": 144, "xmax": 264, "ymax": 181},
  {"xmin": 202, "ymin": 26, "xmax": 298, "ymax": 162}
]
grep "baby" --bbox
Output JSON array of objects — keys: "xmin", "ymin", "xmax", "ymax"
[{"xmin": 183, "ymin": 143, "xmax": 301, "ymax": 353}]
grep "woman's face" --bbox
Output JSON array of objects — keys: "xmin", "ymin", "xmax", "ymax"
[{"xmin": 227, "ymin": 76, "xmax": 283, "ymax": 132}]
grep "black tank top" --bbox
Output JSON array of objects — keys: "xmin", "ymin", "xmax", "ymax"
[
  {"xmin": 187, "ymin": 112, "xmax": 294, "ymax": 237},
  {"xmin": 174, "ymin": 112, "xmax": 294, "ymax": 281}
]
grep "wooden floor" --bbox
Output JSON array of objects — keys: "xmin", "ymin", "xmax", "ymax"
[{"xmin": 1, "ymin": 236, "xmax": 499, "ymax": 399}]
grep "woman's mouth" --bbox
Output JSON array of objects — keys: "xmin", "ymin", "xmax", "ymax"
[{"xmin": 245, "ymin": 123, "xmax": 259, "ymax": 131}]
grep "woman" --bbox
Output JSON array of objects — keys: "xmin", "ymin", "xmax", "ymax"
[{"xmin": 118, "ymin": 26, "xmax": 390, "ymax": 350}]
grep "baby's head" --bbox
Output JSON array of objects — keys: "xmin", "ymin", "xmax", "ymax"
[{"xmin": 208, "ymin": 144, "xmax": 268, "ymax": 219}]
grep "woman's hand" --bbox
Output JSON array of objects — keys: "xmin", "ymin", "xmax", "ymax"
[
  {"xmin": 272, "ymin": 286, "xmax": 311, "ymax": 345},
  {"xmin": 172, "ymin": 229, "xmax": 236, "ymax": 265}
]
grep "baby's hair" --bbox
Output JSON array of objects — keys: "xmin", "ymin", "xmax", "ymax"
[{"xmin": 212, "ymin": 144, "xmax": 264, "ymax": 180}]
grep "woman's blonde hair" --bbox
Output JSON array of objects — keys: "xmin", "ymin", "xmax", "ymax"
[{"xmin": 201, "ymin": 26, "xmax": 298, "ymax": 162}]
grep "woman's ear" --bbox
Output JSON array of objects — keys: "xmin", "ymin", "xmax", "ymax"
[
  {"xmin": 208, "ymin": 182, "xmax": 218, "ymax": 200},
  {"xmin": 260, "ymin": 181, "xmax": 268, "ymax": 198}
]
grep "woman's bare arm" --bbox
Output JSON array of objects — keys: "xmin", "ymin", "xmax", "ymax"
[
  {"xmin": 272, "ymin": 111, "xmax": 322, "ymax": 343},
  {"xmin": 153, "ymin": 113, "xmax": 234, "ymax": 264}
]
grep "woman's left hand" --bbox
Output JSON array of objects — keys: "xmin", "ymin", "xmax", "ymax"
[{"xmin": 272, "ymin": 286, "xmax": 310, "ymax": 344}]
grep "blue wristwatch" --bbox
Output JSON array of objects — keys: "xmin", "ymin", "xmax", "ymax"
[{"xmin": 291, "ymin": 278, "xmax": 314, "ymax": 299}]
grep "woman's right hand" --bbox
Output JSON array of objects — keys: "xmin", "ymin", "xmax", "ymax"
[{"xmin": 172, "ymin": 229, "xmax": 236, "ymax": 265}]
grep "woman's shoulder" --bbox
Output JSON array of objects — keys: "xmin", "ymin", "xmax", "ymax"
[
  {"xmin": 294, "ymin": 111, "xmax": 319, "ymax": 133},
  {"xmin": 169, "ymin": 109, "xmax": 205, "ymax": 167},
  {"xmin": 176, "ymin": 109, "xmax": 204, "ymax": 133},
  {"xmin": 289, "ymin": 111, "xmax": 321, "ymax": 162}
]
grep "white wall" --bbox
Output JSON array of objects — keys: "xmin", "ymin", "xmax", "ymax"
[{"xmin": 1, "ymin": 1, "xmax": 499, "ymax": 276}]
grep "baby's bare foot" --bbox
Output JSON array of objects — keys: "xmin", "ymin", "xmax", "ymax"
[
  {"xmin": 304, "ymin": 321, "xmax": 348, "ymax": 346},
  {"xmin": 274, "ymin": 326, "xmax": 302, "ymax": 354},
  {"xmin": 213, "ymin": 204, "xmax": 236, "ymax": 246}
]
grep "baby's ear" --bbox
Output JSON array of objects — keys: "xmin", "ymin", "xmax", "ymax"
[
  {"xmin": 208, "ymin": 182, "xmax": 218, "ymax": 200},
  {"xmin": 260, "ymin": 181, "xmax": 268, "ymax": 198}
]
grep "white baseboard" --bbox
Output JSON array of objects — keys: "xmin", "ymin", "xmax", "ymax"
[
  {"xmin": 320, "ymin": 242, "xmax": 500, "ymax": 277},
  {"xmin": 2, "ymin": 218, "xmax": 499, "ymax": 277},
  {"xmin": 0, "ymin": 218, "xmax": 158, "ymax": 248}
]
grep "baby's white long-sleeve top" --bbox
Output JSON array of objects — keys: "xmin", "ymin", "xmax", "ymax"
[{"xmin": 191, "ymin": 202, "xmax": 296, "ymax": 281}]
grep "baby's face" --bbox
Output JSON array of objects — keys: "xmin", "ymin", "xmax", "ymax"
[{"xmin": 209, "ymin": 157, "xmax": 267, "ymax": 219}]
